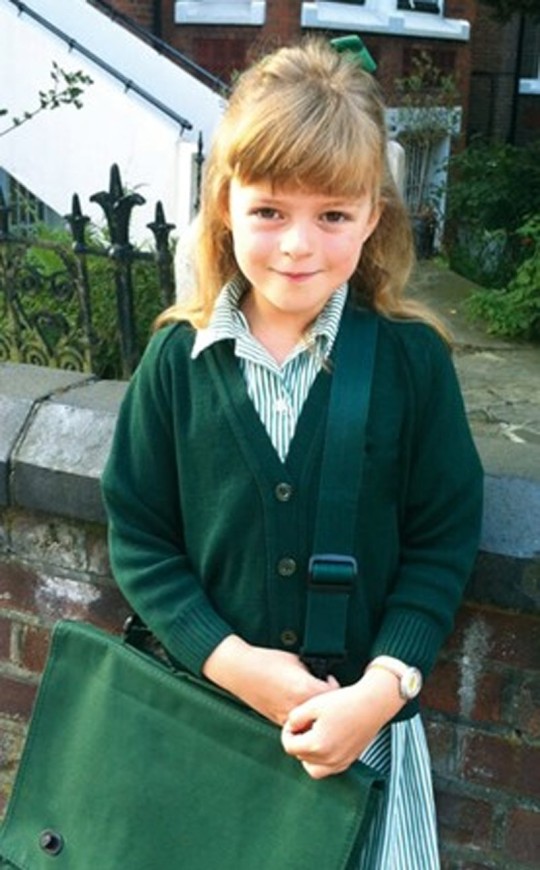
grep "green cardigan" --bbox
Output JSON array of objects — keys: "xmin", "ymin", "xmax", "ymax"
[{"xmin": 101, "ymin": 309, "xmax": 483, "ymax": 718}]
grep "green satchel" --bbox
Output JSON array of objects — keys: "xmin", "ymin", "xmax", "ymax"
[
  {"xmin": 0, "ymin": 306, "xmax": 382, "ymax": 869},
  {"xmin": 0, "ymin": 619, "xmax": 383, "ymax": 870}
]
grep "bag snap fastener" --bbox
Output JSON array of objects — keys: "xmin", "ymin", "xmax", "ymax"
[{"xmin": 39, "ymin": 829, "xmax": 64, "ymax": 856}]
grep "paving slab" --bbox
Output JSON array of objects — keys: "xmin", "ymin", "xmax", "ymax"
[{"xmin": 409, "ymin": 261, "xmax": 540, "ymax": 451}]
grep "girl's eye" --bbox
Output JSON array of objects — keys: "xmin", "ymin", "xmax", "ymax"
[
  {"xmin": 252, "ymin": 207, "xmax": 280, "ymax": 220},
  {"xmin": 322, "ymin": 211, "xmax": 349, "ymax": 223}
]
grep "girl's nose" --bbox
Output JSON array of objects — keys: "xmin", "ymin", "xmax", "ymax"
[{"xmin": 279, "ymin": 223, "xmax": 313, "ymax": 258}]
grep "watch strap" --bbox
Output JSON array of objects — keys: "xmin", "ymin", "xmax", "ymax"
[{"xmin": 365, "ymin": 656, "xmax": 423, "ymax": 700}]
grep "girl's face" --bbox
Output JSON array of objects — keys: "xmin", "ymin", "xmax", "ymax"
[{"xmin": 227, "ymin": 178, "xmax": 380, "ymax": 331}]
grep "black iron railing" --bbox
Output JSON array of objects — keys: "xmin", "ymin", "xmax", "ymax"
[{"xmin": 0, "ymin": 164, "xmax": 185, "ymax": 379}]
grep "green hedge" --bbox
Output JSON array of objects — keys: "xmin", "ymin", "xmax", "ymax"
[
  {"xmin": 1, "ymin": 226, "xmax": 169, "ymax": 379},
  {"xmin": 445, "ymin": 140, "xmax": 540, "ymax": 339}
]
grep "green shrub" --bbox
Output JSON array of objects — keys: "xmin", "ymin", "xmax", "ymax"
[
  {"xmin": 447, "ymin": 139, "xmax": 540, "ymax": 230},
  {"xmin": 1, "ymin": 224, "xmax": 168, "ymax": 378},
  {"xmin": 466, "ymin": 215, "xmax": 540, "ymax": 340},
  {"xmin": 445, "ymin": 139, "xmax": 540, "ymax": 287}
]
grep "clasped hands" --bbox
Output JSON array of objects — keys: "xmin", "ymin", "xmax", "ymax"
[{"xmin": 203, "ymin": 637, "xmax": 405, "ymax": 780}]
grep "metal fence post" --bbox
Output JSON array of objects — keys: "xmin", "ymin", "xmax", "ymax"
[{"xmin": 90, "ymin": 164, "xmax": 142, "ymax": 378}]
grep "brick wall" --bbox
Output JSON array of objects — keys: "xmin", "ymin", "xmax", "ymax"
[
  {"xmin": 424, "ymin": 602, "xmax": 540, "ymax": 868},
  {"xmin": 517, "ymin": 94, "xmax": 540, "ymax": 147},
  {"xmin": 0, "ymin": 507, "xmax": 130, "ymax": 818},
  {"xmin": 468, "ymin": 6, "xmax": 520, "ymax": 142},
  {"xmin": 101, "ymin": 0, "xmax": 155, "ymax": 29},
  {"xmin": 157, "ymin": 0, "xmax": 305, "ymax": 81},
  {"xmin": 0, "ymin": 363, "xmax": 539, "ymax": 867}
]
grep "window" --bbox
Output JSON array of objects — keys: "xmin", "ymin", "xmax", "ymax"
[
  {"xmin": 301, "ymin": 2, "xmax": 468, "ymax": 40},
  {"xmin": 175, "ymin": 1, "xmax": 266, "ymax": 26},
  {"xmin": 9, "ymin": 176, "xmax": 45, "ymax": 228},
  {"xmin": 0, "ymin": 170, "xmax": 60, "ymax": 231},
  {"xmin": 520, "ymin": 18, "xmax": 540, "ymax": 95},
  {"xmin": 397, "ymin": 1, "xmax": 441, "ymax": 13}
]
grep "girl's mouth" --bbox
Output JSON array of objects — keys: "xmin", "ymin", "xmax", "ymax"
[{"xmin": 277, "ymin": 270, "xmax": 319, "ymax": 282}]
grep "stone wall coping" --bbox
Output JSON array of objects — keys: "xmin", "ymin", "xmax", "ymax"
[
  {"xmin": 1, "ymin": 363, "xmax": 539, "ymax": 613},
  {"xmin": 1, "ymin": 364, "xmax": 127, "ymax": 524}
]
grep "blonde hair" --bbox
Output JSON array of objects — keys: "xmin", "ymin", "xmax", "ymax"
[{"xmin": 157, "ymin": 38, "xmax": 449, "ymax": 341}]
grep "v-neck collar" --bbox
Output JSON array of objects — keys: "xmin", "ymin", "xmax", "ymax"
[{"xmin": 204, "ymin": 338, "xmax": 332, "ymax": 479}]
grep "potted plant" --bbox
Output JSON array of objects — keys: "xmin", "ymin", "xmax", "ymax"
[{"xmin": 409, "ymin": 198, "xmax": 440, "ymax": 261}]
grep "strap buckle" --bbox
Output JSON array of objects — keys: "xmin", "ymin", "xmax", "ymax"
[
  {"xmin": 301, "ymin": 656, "xmax": 337, "ymax": 681},
  {"xmin": 301, "ymin": 555, "xmax": 357, "ymax": 679},
  {"xmin": 307, "ymin": 554, "xmax": 357, "ymax": 591}
]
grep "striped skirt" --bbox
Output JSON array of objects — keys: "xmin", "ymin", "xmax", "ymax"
[{"xmin": 356, "ymin": 714, "xmax": 440, "ymax": 869}]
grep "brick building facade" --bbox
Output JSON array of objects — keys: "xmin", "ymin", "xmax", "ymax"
[
  {"xmin": 469, "ymin": 5, "xmax": 540, "ymax": 145},
  {"xmin": 96, "ymin": 0, "xmax": 539, "ymax": 144}
]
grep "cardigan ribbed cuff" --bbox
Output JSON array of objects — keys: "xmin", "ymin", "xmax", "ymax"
[
  {"xmin": 369, "ymin": 608, "xmax": 446, "ymax": 679},
  {"xmin": 168, "ymin": 605, "xmax": 234, "ymax": 676}
]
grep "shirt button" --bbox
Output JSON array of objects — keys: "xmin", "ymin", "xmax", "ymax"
[
  {"xmin": 277, "ymin": 557, "xmax": 297, "ymax": 577},
  {"xmin": 274, "ymin": 397, "xmax": 291, "ymax": 414},
  {"xmin": 275, "ymin": 482, "xmax": 293, "ymax": 502},
  {"xmin": 280, "ymin": 629, "xmax": 298, "ymax": 647}
]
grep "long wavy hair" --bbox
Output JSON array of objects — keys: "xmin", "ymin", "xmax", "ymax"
[{"xmin": 156, "ymin": 37, "xmax": 449, "ymax": 341}]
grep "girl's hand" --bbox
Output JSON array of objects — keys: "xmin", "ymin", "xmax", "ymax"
[
  {"xmin": 281, "ymin": 667, "xmax": 406, "ymax": 779},
  {"xmin": 202, "ymin": 635, "xmax": 338, "ymax": 726}
]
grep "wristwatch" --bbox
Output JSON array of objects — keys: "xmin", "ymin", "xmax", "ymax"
[{"xmin": 365, "ymin": 655, "xmax": 423, "ymax": 701}]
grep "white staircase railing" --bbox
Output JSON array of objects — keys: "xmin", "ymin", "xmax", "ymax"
[{"xmin": 0, "ymin": 0, "xmax": 225, "ymax": 242}]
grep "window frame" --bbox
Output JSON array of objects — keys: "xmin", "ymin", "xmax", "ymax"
[
  {"xmin": 396, "ymin": 0, "xmax": 441, "ymax": 14},
  {"xmin": 301, "ymin": 1, "xmax": 469, "ymax": 41},
  {"xmin": 175, "ymin": 1, "xmax": 266, "ymax": 26},
  {"xmin": 520, "ymin": 18, "xmax": 540, "ymax": 97}
]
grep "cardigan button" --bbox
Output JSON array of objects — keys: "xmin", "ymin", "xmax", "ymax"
[
  {"xmin": 275, "ymin": 482, "xmax": 293, "ymax": 502},
  {"xmin": 280, "ymin": 629, "xmax": 298, "ymax": 647},
  {"xmin": 277, "ymin": 557, "xmax": 297, "ymax": 577}
]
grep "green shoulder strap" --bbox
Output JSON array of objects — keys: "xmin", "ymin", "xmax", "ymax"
[{"xmin": 301, "ymin": 305, "xmax": 379, "ymax": 678}]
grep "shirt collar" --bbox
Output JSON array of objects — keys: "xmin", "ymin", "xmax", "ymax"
[
  {"xmin": 191, "ymin": 275, "xmax": 247, "ymax": 359},
  {"xmin": 191, "ymin": 277, "xmax": 348, "ymax": 360}
]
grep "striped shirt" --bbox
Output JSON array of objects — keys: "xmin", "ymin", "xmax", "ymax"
[
  {"xmin": 192, "ymin": 276, "xmax": 347, "ymax": 463},
  {"xmin": 193, "ymin": 279, "xmax": 440, "ymax": 869}
]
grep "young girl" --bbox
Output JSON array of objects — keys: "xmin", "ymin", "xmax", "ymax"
[{"xmin": 102, "ymin": 38, "xmax": 483, "ymax": 868}]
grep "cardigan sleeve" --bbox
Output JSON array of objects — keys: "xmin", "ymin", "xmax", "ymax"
[
  {"xmin": 101, "ymin": 326, "xmax": 234, "ymax": 674},
  {"xmin": 369, "ymin": 326, "xmax": 484, "ymax": 678}
]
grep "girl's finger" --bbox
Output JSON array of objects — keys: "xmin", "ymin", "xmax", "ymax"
[
  {"xmin": 302, "ymin": 760, "xmax": 332, "ymax": 780},
  {"xmin": 281, "ymin": 724, "xmax": 317, "ymax": 757},
  {"xmin": 283, "ymin": 705, "xmax": 317, "ymax": 735}
]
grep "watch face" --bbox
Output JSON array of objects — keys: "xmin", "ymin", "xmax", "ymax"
[{"xmin": 402, "ymin": 668, "xmax": 422, "ymax": 699}]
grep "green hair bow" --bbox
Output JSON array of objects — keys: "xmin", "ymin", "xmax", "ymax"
[{"xmin": 330, "ymin": 35, "xmax": 377, "ymax": 74}]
